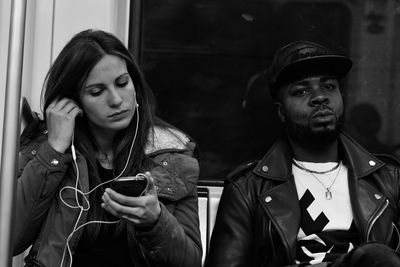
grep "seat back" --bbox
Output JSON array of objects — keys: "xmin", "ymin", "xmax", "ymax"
[{"xmin": 197, "ymin": 180, "xmax": 224, "ymax": 266}]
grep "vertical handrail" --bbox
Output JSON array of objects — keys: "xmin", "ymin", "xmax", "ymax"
[
  {"xmin": 129, "ymin": 0, "xmax": 143, "ymax": 63},
  {"xmin": 0, "ymin": 0, "xmax": 27, "ymax": 266}
]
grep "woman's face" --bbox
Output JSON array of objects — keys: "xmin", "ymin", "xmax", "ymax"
[{"xmin": 80, "ymin": 54, "xmax": 137, "ymax": 135}]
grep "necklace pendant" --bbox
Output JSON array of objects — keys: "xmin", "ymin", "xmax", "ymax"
[{"xmin": 325, "ymin": 189, "xmax": 332, "ymax": 200}]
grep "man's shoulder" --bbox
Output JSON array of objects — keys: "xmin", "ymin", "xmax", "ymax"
[
  {"xmin": 226, "ymin": 138, "xmax": 290, "ymax": 184},
  {"xmin": 372, "ymin": 153, "xmax": 400, "ymax": 183},
  {"xmin": 340, "ymin": 132, "xmax": 400, "ymax": 171},
  {"xmin": 373, "ymin": 153, "xmax": 400, "ymax": 168},
  {"xmin": 226, "ymin": 160, "xmax": 259, "ymax": 183}
]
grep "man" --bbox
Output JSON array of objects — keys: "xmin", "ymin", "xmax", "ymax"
[{"xmin": 206, "ymin": 41, "xmax": 400, "ymax": 267}]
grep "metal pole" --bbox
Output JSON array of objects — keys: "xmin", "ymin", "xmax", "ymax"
[
  {"xmin": 0, "ymin": 0, "xmax": 27, "ymax": 266},
  {"xmin": 129, "ymin": 0, "xmax": 143, "ymax": 63}
]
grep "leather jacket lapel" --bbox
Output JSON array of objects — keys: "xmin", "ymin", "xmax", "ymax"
[
  {"xmin": 253, "ymin": 137, "xmax": 292, "ymax": 181},
  {"xmin": 259, "ymin": 180, "xmax": 300, "ymax": 262},
  {"xmin": 340, "ymin": 132, "xmax": 390, "ymax": 243},
  {"xmin": 253, "ymin": 138, "xmax": 299, "ymax": 262},
  {"xmin": 349, "ymin": 173, "xmax": 390, "ymax": 242},
  {"xmin": 339, "ymin": 132, "xmax": 384, "ymax": 178}
]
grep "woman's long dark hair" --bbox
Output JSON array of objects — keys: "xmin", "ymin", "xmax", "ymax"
[{"xmin": 42, "ymin": 29, "xmax": 156, "ymax": 240}]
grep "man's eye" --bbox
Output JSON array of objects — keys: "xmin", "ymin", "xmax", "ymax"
[
  {"xmin": 323, "ymin": 83, "xmax": 336, "ymax": 90},
  {"xmin": 293, "ymin": 89, "xmax": 307, "ymax": 96}
]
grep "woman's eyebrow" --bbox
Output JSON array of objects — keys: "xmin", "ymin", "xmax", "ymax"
[
  {"xmin": 84, "ymin": 83, "xmax": 104, "ymax": 90},
  {"xmin": 84, "ymin": 72, "xmax": 130, "ymax": 89},
  {"xmin": 117, "ymin": 72, "xmax": 130, "ymax": 79}
]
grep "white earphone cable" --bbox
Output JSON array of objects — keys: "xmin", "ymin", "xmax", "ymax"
[{"xmin": 59, "ymin": 103, "xmax": 140, "ymax": 267}]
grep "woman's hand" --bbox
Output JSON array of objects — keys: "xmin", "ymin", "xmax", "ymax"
[
  {"xmin": 46, "ymin": 98, "xmax": 83, "ymax": 153},
  {"xmin": 101, "ymin": 172, "xmax": 161, "ymax": 227}
]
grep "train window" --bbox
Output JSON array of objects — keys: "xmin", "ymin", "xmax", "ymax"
[{"xmin": 129, "ymin": 0, "xmax": 400, "ymax": 179}]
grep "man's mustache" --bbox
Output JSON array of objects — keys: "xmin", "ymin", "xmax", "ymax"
[{"xmin": 311, "ymin": 105, "xmax": 334, "ymax": 118}]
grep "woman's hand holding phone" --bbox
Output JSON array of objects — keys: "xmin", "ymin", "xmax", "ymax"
[
  {"xmin": 101, "ymin": 172, "xmax": 162, "ymax": 227},
  {"xmin": 46, "ymin": 98, "xmax": 83, "ymax": 153}
]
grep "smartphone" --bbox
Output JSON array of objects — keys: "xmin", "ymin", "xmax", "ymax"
[{"xmin": 110, "ymin": 174, "xmax": 148, "ymax": 197}]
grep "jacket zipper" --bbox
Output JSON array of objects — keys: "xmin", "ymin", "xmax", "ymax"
[
  {"xmin": 138, "ymin": 242, "xmax": 151, "ymax": 266},
  {"xmin": 392, "ymin": 222, "xmax": 400, "ymax": 252},
  {"xmin": 365, "ymin": 199, "xmax": 389, "ymax": 241}
]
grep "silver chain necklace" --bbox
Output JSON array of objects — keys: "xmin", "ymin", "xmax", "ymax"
[
  {"xmin": 292, "ymin": 159, "xmax": 341, "ymax": 174},
  {"xmin": 293, "ymin": 159, "xmax": 342, "ymax": 200}
]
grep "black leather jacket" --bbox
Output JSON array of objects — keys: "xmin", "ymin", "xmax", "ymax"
[{"xmin": 207, "ymin": 133, "xmax": 400, "ymax": 267}]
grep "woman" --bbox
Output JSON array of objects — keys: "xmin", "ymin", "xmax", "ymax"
[{"xmin": 14, "ymin": 29, "xmax": 201, "ymax": 267}]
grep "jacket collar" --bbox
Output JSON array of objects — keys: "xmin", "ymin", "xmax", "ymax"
[{"xmin": 253, "ymin": 132, "xmax": 385, "ymax": 181}]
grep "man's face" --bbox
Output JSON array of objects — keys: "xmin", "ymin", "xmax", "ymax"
[{"xmin": 276, "ymin": 74, "xmax": 344, "ymax": 146}]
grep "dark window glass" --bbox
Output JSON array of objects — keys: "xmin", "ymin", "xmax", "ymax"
[
  {"xmin": 133, "ymin": 0, "xmax": 400, "ymax": 177},
  {"xmin": 134, "ymin": 0, "xmax": 352, "ymax": 179}
]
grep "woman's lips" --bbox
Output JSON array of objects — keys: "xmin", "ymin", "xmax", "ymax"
[{"xmin": 108, "ymin": 110, "xmax": 128, "ymax": 119}]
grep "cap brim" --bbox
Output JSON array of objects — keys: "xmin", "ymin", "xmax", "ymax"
[{"xmin": 276, "ymin": 55, "xmax": 353, "ymax": 87}]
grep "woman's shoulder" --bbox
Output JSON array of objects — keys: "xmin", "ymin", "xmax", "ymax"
[
  {"xmin": 145, "ymin": 124, "xmax": 195, "ymax": 156},
  {"xmin": 144, "ymin": 123, "xmax": 199, "ymax": 200}
]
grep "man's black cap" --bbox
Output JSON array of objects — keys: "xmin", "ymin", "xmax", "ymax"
[{"xmin": 268, "ymin": 40, "xmax": 353, "ymax": 96}]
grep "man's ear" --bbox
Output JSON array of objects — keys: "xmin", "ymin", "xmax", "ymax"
[{"xmin": 275, "ymin": 101, "xmax": 285, "ymax": 123}]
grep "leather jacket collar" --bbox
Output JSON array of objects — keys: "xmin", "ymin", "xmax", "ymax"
[{"xmin": 253, "ymin": 131, "xmax": 385, "ymax": 181}]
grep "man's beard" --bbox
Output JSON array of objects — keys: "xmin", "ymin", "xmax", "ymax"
[{"xmin": 284, "ymin": 113, "xmax": 344, "ymax": 149}]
